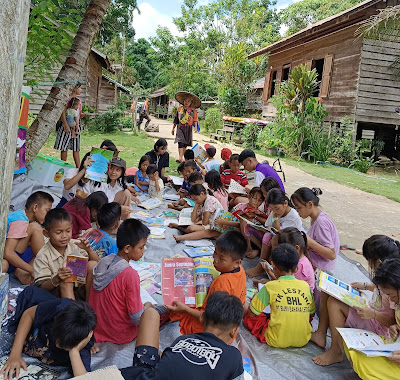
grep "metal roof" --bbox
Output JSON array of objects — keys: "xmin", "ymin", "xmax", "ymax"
[{"xmin": 102, "ymin": 75, "xmax": 130, "ymax": 93}]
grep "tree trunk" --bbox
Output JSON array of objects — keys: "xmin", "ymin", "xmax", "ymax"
[
  {"xmin": 0, "ymin": 0, "xmax": 30, "ymax": 270},
  {"xmin": 25, "ymin": 0, "xmax": 112, "ymax": 163}
]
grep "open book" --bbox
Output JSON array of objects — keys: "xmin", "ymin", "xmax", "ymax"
[
  {"xmin": 337, "ymin": 327, "xmax": 400, "ymax": 357},
  {"xmin": 238, "ymin": 215, "xmax": 277, "ymax": 234},
  {"xmin": 138, "ymin": 197, "xmax": 162, "ymax": 210},
  {"xmin": 318, "ymin": 271, "xmax": 368, "ymax": 308},
  {"xmin": 162, "ymin": 257, "xmax": 218, "ymax": 307},
  {"xmin": 0, "ymin": 358, "xmax": 60, "ymax": 379},
  {"xmin": 65, "ymin": 255, "xmax": 88, "ymax": 284},
  {"xmin": 168, "ymin": 175, "xmax": 184, "ymax": 187},
  {"xmin": 178, "ymin": 207, "xmax": 193, "ymax": 226},
  {"xmin": 228, "ymin": 179, "xmax": 247, "ymax": 195},
  {"xmin": 84, "ymin": 147, "xmax": 113, "ymax": 183},
  {"xmin": 192, "ymin": 143, "xmax": 207, "ymax": 162}
]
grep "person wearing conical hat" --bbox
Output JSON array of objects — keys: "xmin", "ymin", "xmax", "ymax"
[{"xmin": 172, "ymin": 91, "xmax": 201, "ymax": 162}]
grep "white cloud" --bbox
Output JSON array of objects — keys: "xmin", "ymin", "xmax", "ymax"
[{"xmin": 132, "ymin": 2, "xmax": 181, "ymax": 40}]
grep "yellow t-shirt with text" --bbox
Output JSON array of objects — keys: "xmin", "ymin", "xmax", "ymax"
[{"xmin": 250, "ymin": 275, "xmax": 315, "ymax": 348}]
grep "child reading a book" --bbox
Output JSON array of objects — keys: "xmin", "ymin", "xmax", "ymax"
[
  {"xmin": 244, "ymin": 243, "xmax": 315, "ymax": 348},
  {"xmin": 311, "ymin": 235, "xmax": 399, "ymax": 366},
  {"xmin": 256, "ymin": 227, "xmax": 315, "ymax": 292},
  {"xmin": 221, "ymin": 154, "xmax": 248, "ymax": 202},
  {"xmin": 238, "ymin": 149, "xmax": 285, "ymax": 192},
  {"xmin": 172, "ymin": 184, "xmax": 224, "ymax": 242},
  {"xmin": 34, "ymin": 209, "xmax": 99, "ymax": 300},
  {"xmin": 88, "ymin": 219, "xmax": 154, "ymax": 344},
  {"xmin": 178, "ymin": 160, "xmax": 197, "ymax": 197},
  {"xmin": 121, "ymin": 291, "xmax": 245, "ymax": 380},
  {"xmin": 0, "ymin": 286, "xmax": 97, "ymax": 378},
  {"xmin": 205, "ymin": 170, "xmax": 229, "ymax": 211},
  {"xmin": 133, "ymin": 155, "xmax": 151, "ymax": 193},
  {"xmin": 183, "ymin": 149, "xmax": 202, "ymax": 172},
  {"xmin": 168, "ymin": 231, "xmax": 247, "ymax": 334},
  {"xmin": 3, "ymin": 191, "xmax": 54, "ymax": 285},
  {"xmin": 147, "ymin": 164, "xmax": 164, "ymax": 200},
  {"xmin": 343, "ymin": 258, "xmax": 400, "ymax": 379},
  {"xmin": 63, "ymin": 191, "xmax": 108, "ymax": 238},
  {"xmin": 168, "ymin": 172, "xmax": 203, "ymax": 211},
  {"xmin": 82, "ymin": 202, "xmax": 120, "ymax": 259},
  {"xmin": 246, "ymin": 189, "xmax": 304, "ymax": 277}
]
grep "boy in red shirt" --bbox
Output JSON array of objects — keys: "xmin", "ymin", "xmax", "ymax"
[
  {"xmin": 88, "ymin": 219, "xmax": 154, "ymax": 344},
  {"xmin": 167, "ymin": 230, "xmax": 247, "ymax": 334}
]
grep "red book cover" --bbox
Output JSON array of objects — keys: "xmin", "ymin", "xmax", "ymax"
[
  {"xmin": 162, "ymin": 257, "xmax": 195, "ymax": 306},
  {"xmin": 65, "ymin": 255, "xmax": 88, "ymax": 284}
]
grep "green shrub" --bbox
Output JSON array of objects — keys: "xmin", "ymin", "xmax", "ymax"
[
  {"xmin": 243, "ymin": 123, "xmax": 263, "ymax": 149},
  {"xmin": 120, "ymin": 117, "xmax": 133, "ymax": 129},
  {"xmin": 218, "ymin": 87, "xmax": 246, "ymax": 117},
  {"xmin": 304, "ymin": 128, "xmax": 335, "ymax": 163},
  {"xmin": 350, "ymin": 153, "xmax": 376, "ymax": 173},
  {"xmin": 204, "ymin": 108, "xmax": 223, "ymax": 133},
  {"xmin": 259, "ymin": 123, "xmax": 282, "ymax": 149},
  {"xmin": 88, "ymin": 107, "xmax": 123, "ymax": 133}
]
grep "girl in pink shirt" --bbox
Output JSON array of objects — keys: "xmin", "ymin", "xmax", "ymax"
[{"xmin": 205, "ymin": 170, "xmax": 229, "ymax": 211}]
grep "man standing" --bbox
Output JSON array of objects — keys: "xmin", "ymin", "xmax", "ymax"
[{"xmin": 138, "ymin": 99, "xmax": 151, "ymax": 131}]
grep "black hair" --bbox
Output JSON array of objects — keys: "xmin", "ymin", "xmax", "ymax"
[
  {"xmin": 222, "ymin": 160, "xmax": 230, "ymax": 171},
  {"xmin": 229, "ymin": 154, "xmax": 240, "ymax": 163},
  {"xmin": 362, "ymin": 235, "xmax": 400, "ymax": 265},
  {"xmin": 97, "ymin": 202, "xmax": 121, "ymax": 230},
  {"xmin": 92, "ymin": 163, "xmax": 126, "ymax": 190},
  {"xmin": 278, "ymin": 227, "xmax": 310, "ymax": 261},
  {"xmin": 68, "ymin": 191, "xmax": 108, "ymax": 220},
  {"xmin": 43, "ymin": 208, "xmax": 72, "ymax": 231},
  {"xmin": 177, "ymin": 162, "xmax": 185, "ymax": 173},
  {"xmin": 249, "ymin": 186, "xmax": 264, "ymax": 200},
  {"xmin": 189, "ymin": 184, "xmax": 207, "ymax": 196},
  {"xmin": 183, "ymin": 159, "xmax": 197, "ymax": 170},
  {"xmin": 117, "ymin": 219, "xmax": 150, "ymax": 249},
  {"xmin": 260, "ymin": 177, "xmax": 281, "ymax": 194},
  {"xmin": 215, "ymin": 230, "xmax": 246, "ymax": 260},
  {"xmin": 100, "ymin": 139, "xmax": 116, "ymax": 150},
  {"xmin": 271, "ymin": 243, "xmax": 299, "ymax": 272},
  {"xmin": 291, "ymin": 187, "xmax": 323, "ymax": 207},
  {"xmin": 75, "ymin": 81, "xmax": 82, "ymax": 89},
  {"xmin": 146, "ymin": 164, "xmax": 158, "ymax": 175},
  {"xmin": 205, "ymin": 170, "xmax": 227, "ymax": 195},
  {"xmin": 52, "ymin": 301, "xmax": 97, "ymax": 349},
  {"xmin": 77, "ymin": 152, "xmax": 91, "ymax": 187},
  {"xmin": 184, "ymin": 149, "xmax": 195, "ymax": 160},
  {"xmin": 203, "ymin": 291, "xmax": 243, "ymax": 331},
  {"xmin": 372, "ymin": 258, "xmax": 400, "ymax": 291},
  {"xmin": 267, "ymin": 188, "xmax": 293, "ymax": 207},
  {"xmin": 69, "ymin": 97, "xmax": 80, "ymax": 107},
  {"xmin": 188, "ymin": 171, "xmax": 203, "ymax": 183},
  {"xmin": 154, "ymin": 138, "xmax": 168, "ymax": 152},
  {"xmin": 25, "ymin": 191, "xmax": 54, "ymax": 209},
  {"xmin": 238, "ymin": 149, "xmax": 256, "ymax": 163},
  {"xmin": 138, "ymin": 155, "xmax": 151, "ymax": 170}
]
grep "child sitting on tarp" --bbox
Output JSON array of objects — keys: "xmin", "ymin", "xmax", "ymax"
[
  {"xmin": 3, "ymin": 191, "xmax": 53, "ymax": 285},
  {"xmin": 168, "ymin": 172, "xmax": 203, "ymax": 211},
  {"xmin": 167, "ymin": 231, "xmax": 246, "ymax": 335},
  {"xmin": 147, "ymin": 164, "xmax": 164, "ymax": 200},
  {"xmin": 244, "ymin": 243, "xmax": 315, "ymax": 348},
  {"xmin": 178, "ymin": 160, "xmax": 197, "ymax": 197},
  {"xmin": 0, "ymin": 286, "xmax": 96, "ymax": 378}
]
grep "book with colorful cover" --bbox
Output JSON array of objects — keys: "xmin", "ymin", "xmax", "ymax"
[
  {"xmin": 183, "ymin": 246, "xmax": 214, "ymax": 258},
  {"xmin": 232, "ymin": 206, "xmax": 269, "ymax": 220},
  {"xmin": 318, "ymin": 271, "xmax": 368, "ymax": 309},
  {"xmin": 84, "ymin": 147, "xmax": 113, "ymax": 183},
  {"xmin": 65, "ymin": 255, "xmax": 88, "ymax": 283},
  {"xmin": 192, "ymin": 143, "xmax": 207, "ymax": 162},
  {"xmin": 129, "ymin": 261, "xmax": 161, "ymax": 295},
  {"xmin": 211, "ymin": 209, "xmax": 237, "ymax": 232},
  {"xmin": 337, "ymin": 328, "xmax": 400, "ymax": 357},
  {"xmin": 162, "ymin": 257, "xmax": 219, "ymax": 307}
]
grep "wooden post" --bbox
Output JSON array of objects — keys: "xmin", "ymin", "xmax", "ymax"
[{"xmin": 0, "ymin": 0, "xmax": 30, "ymax": 270}]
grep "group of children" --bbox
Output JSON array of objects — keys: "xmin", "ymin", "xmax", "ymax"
[{"xmin": 1, "ymin": 141, "xmax": 400, "ymax": 380}]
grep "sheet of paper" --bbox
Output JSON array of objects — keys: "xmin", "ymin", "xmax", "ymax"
[
  {"xmin": 140, "ymin": 287, "xmax": 157, "ymax": 305},
  {"xmin": 183, "ymin": 239, "xmax": 214, "ymax": 247},
  {"xmin": 149, "ymin": 227, "xmax": 166, "ymax": 236}
]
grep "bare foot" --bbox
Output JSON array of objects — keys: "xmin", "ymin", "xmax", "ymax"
[
  {"xmin": 312, "ymin": 348, "xmax": 344, "ymax": 366},
  {"xmin": 253, "ymin": 278, "xmax": 267, "ymax": 287},
  {"xmin": 246, "ymin": 264, "xmax": 264, "ymax": 278},
  {"xmin": 355, "ymin": 249, "xmax": 362, "ymax": 255},
  {"xmin": 310, "ymin": 330, "xmax": 327, "ymax": 349},
  {"xmin": 173, "ymin": 234, "xmax": 184, "ymax": 242},
  {"xmin": 245, "ymin": 249, "xmax": 260, "ymax": 259},
  {"xmin": 91, "ymin": 343, "xmax": 100, "ymax": 354},
  {"xmin": 393, "ymin": 233, "xmax": 400, "ymax": 238},
  {"xmin": 169, "ymin": 223, "xmax": 179, "ymax": 229}
]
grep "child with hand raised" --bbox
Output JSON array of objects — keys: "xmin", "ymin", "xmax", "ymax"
[{"xmin": 147, "ymin": 164, "xmax": 164, "ymax": 200}]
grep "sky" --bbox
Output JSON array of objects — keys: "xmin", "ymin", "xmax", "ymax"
[{"xmin": 132, "ymin": 0, "xmax": 301, "ymax": 40}]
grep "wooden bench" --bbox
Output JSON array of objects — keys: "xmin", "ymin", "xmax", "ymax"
[{"xmin": 210, "ymin": 125, "xmax": 236, "ymax": 141}]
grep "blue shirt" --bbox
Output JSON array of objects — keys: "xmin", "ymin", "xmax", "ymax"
[
  {"xmin": 7, "ymin": 209, "xmax": 28, "ymax": 234},
  {"xmin": 136, "ymin": 170, "xmax": 149, "ymax": 191},
  {"xmin": 84, "ymin": 228, "xmax": 118, "ymax": 259}
]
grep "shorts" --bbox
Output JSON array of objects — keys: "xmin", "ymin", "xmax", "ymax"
[
  {"xmin": 7, "ymin": 247, "xmax": 34, "ymax": 273},
  {"xmin": 178, "ymin": 142, "xmax": 188, "ymax": 149},
  {"xmin": 243, "ymin": 313, "xmax": 270, "ymax": 343},
  {"xmin": 120, "ymin": 345, "xmax": 160, "ymax": 380}
]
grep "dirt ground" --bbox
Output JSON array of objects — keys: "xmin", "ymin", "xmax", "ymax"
[{"xmin": 145, "ymin": 118, "xmax": 400, "ymax": 269}]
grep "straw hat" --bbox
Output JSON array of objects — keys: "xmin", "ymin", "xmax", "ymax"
[{"xmin": 175, "ymin": 91, "xmax": 202, "ymax": 109}]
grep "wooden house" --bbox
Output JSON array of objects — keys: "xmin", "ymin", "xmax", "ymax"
[
  {"xmin": 249, "ymin": 0, "xmax": 400, "ymax": 158},
  {"xmin": 29, "ymin": 47, "xmax": 129, "ymax": 115},
  {"xmin": 148, "ymin": 87, "xmax": 180, "ymax": 118},
  {"xmin": 246, "ymin": 78, "xmax": 264, "ymax": 114}
]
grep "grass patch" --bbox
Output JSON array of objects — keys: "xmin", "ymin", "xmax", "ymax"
[{"xmin": 40, "ymin": 131, "xmax": 179, "ymax": 177}]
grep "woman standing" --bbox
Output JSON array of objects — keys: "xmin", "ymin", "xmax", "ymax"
[
  {"xmin": 54, "ymin": 82, "xmax": 84, "ymax": 167},
  {"xmin": 172, "ymin": 91, "xmax": 201, "ymax": 162}
]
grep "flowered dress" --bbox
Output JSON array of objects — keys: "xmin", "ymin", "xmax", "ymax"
[{"xmin": 173, "ymin": 106, "xmax": 199, "ymax": 147}]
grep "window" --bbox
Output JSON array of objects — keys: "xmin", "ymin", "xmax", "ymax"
[
  {"xmin": 269, "ymin": 71, "xmax": 277, "ymax": 98},
  {"xmin": 282, "ymin": 64, "xmax": 291, "ymax": 81},
  {"xmin": 312, "ymin": 58, "xmax": 325, "ymax": 96}
]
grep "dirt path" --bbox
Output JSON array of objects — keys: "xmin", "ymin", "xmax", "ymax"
[{"xmin": 146, "ymin": 118, "xmax": 400, "ymax": 269}]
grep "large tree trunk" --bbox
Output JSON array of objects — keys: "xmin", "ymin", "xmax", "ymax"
[
  {"xmin": 0, "ymin": 0, "xmax": 30, "ymax": 270},
  {"xmin": 25, "ymin": 0, "xmax": 111, "ymax": 163}
]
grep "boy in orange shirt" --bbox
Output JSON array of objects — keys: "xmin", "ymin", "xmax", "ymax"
[{"xmin": 167, "ymin": 230, "xmax": 247, "ymax": 334}]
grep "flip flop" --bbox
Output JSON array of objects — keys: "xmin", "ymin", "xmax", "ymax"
[{"xmin": 340, "ymin": 244, "xmax": 355, "ymax": 250}]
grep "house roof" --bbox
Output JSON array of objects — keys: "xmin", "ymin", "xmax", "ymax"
[
  {"xmin": 149, "ymin": 86, "xmax": 168, "ymax": 98},
  {"xmin": 248, "ymin": 0, "xmax": 382, "ymax": 59},
  {"xmin": 102, "ymin": 75, "xmax": 130, "ymax": 93},
  {"xmin": 91, "ymin": 47, "xmax": 112, "ymax": 71},
  {"xmin": 252, "ymin": 77, "xmax": 265, "ymax": 89}
]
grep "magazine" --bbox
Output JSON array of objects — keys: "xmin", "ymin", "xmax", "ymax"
[
  {"xmin": 183, "ymin": 246, "xmax": 215, "ymax": 258},
  {"xmin": 138, "ymin": 198, "xmax": 163, "ymax": 210},
  {"xmin": 318, "ymin": 271, "xmax": 368, "ymax": 309},
  {"xmin": 178, "ymin": 208, "xmax": 193, "ymax": 226},
  {"xmin": 212, "ymin": 209, "xmax": 237, "ymax": 232},
  {"xmin": 337, "ymin": 328, "xmax": 400, "ymax": 357},
  {"xmin": 84, "ymin": 147, "xmax": 113, "ymax": 183},
  {"xmin": 162, "ymin": 257, "xmax": 219, "ymax": 307},
  {"xmin": 65, "ymin": 255, "xmax": 88, "ymax": 283},
  {"xmin": 228, "ymin": 179, "xmax": 247, "ymax": 195},
  {"xmin": 0, "ymin": 357, "xmax": 60, "ymax": 379}
]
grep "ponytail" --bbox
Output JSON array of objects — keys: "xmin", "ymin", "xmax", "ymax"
[{"xmin": 291, "ymin": 187, "xmax": 322, "ymax": 206}]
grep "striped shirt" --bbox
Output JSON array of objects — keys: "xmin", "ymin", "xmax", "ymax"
[{"xmin": 220, "ymin": 169, "xmax": 248, "ymax": 190}]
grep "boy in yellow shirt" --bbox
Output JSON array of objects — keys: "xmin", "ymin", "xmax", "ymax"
[{"xmin": 245, "ymin": 243, "xmax": 315, "ymax": 348}]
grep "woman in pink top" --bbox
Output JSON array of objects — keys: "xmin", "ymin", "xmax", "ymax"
[
  {"xmin": 205, "ymin": 170, "xmax": 229, "ymax": 211},
  {"xmin": 311, "ymin": 235, "xmax": 399, "ymax": 367}
]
